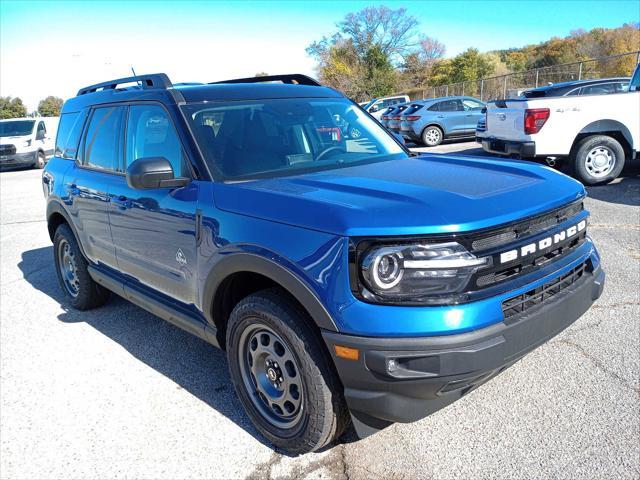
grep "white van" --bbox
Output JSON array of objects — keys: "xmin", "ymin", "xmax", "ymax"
[
  {"xmin": 362, "ymin": 95, "xmax": 410, "ymax": 120},
  {"xmin": 0, "ymin": 117, "xmax": 59, "ymax": 169}
]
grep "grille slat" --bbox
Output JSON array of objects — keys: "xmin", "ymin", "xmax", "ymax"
[
  {"xmin": 470, "ymin": 201, "xmax": 584, "ymax": 252},
  {"xmin": 0, "ymin": 144, "xmax": 17, "ymax": 156},
  {"xmin": 501, "ymin": 262, "xmax": 588, "ymax": 320}
]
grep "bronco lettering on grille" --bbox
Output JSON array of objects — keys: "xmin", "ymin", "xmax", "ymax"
[{"xmin": 499, "ymin": 219, "xmax": 586, "ymax": 264}]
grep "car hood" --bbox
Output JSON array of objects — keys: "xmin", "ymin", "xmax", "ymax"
[{"xmin": 213, "ymin": 155, "xmax": 585, "ymax": 237}]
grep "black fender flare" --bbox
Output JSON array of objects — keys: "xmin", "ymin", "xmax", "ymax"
[
  {"xmin": 202, "ymin": 252, "xmax": 339, "ymax": 332},
  {"xmin": 46, "ymin": 200, "xmax": 87, "ymax": 257}
]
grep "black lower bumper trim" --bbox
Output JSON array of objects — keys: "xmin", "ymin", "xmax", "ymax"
[
  {"xmin": 323, "ymin": 267, "xmax": 604, "ymax": 433},
  {"xmin": 482, "ymin": 137, "xmax": 536, "ymax": 157}
]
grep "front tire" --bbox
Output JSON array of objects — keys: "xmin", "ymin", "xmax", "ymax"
[
  {"xmin": 226, "ymin": 289, "xmax": 348, "ymax": 454},
  {"xmin": 53, "ymin": 224, "xmax": 110, "ymax": 310},
  {"xmin": 421, "ymin": 125, "xmax": 443, "ymax": 146},
  {"xmin": 572, "ymin": 135, "xmax": 625, "ymax": 185},
  {"xmin": 34, "ymin": 151, "xmax": 45, "ymax": 169}
]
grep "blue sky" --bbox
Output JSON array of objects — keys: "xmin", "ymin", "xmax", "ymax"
[{"xmin": 1, "ymin": 0, "xmax": 638, "ymax": 110}]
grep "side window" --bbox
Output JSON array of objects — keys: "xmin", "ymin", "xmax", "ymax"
[
  {"xmin": 437, "ymin": 100, "xmax": 461, "ymax": 112},
  {"xmin": 36, "ymin": 121, "xmax": 46, "ymax": 138},
  {"xmin": 428, "ymin": 102, "xmax": 440, "ymax": 111},
  {"xmin": 82, "ymin": 106, "xmax": 124, "ymax": 172},
  {"xmin": 461, "ymin": 99, "xmax": 483, "ymax": 110},
  {"xmin": 581, "ymin": 84, "xmax": 615, "ymax": 95},
  {"xmin": 55, "ymin": 111, "xmax": 88, "ymax": 159},
  {"xmin": 126, "ymin": 104, "xmax": 187, "ymax": 177},
  {"xmin": 616, "ymin": 82, "xmax": 629, "ymax": 92}
]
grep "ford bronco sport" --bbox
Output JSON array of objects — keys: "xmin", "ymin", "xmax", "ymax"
[{"xmin": 43, "ymin": 73, "xmax": 605, "ymax": 454}]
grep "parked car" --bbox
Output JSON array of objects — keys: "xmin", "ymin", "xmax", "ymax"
[
  {"xmin": 399, "ymin": 96, "xmax": 485, "ymax": 146},
  {"xmin": 379, "ymin": 106, "xmax": 397, "ymax": 129},
  {"xmin": 481, "ymin": 64, "xmax": 639, "ymax": 184},
  {"xmin": 0, "ymin": 117, "xmax": 58, "ymax": 169},
  {"xmin": 521, "ymin": 77, "xmax": 630, "ymax": 98},
  {"xmin": 475, "ymin": 107, "xmax": 488, "ymax": 143},
  {"xmin": 362, "ymin": 94, "xmax": 410, "ymax": 120},
  {"xmin": 385, "ymin": 103, "xmax": 410, "ymax": 133},
  {"xmin": 44, "ymin": 72, "xmax": 604, "ymax": 454}
]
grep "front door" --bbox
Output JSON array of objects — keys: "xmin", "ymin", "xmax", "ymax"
[
  {"xmin": 461, "ymin": 98, "xmax": 485, "ymax": 134},
  {"xmin": 108, "ymin": 103, "xmax": 198, "ymax": 305}
]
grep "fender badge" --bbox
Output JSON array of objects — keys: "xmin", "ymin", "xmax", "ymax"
[{"xmin": 176, "ymin": 248, "xmax": 187, "ymax": 266}]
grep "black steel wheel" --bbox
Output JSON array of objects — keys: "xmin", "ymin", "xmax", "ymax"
[{"xmin": 227, "ymin": 288, "xmax": 349, "ymax": 454}]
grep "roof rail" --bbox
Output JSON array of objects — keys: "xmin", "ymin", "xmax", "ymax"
[
  {"xmin": 77, "ymin": 73, "xmax": 173, "ymax": 96},
  {"xmin": 210, "ymin": 73, "xmax": 321, "ymax": 87}
]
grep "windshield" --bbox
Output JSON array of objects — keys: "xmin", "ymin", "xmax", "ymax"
[
  {"xmin": 0, "ymin": 120, "xmax": 35, "ymax": 137},
  {"xmin": 182, "ymin": 98, "xmax": 407, "ymax": 180}
]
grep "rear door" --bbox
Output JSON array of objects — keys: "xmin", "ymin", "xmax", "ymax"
[
  {"xmin": 65, "ymin": 106, "xmax": 124, "ymax": 268},
  {"xmin": 107, "ymin": 103, "xmax": 199, "ymax": 304}
]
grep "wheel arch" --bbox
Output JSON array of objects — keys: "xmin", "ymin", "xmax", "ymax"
[
  {"xmin": 421, "ymin": 122, "xmax": 446, "ymax": 137},
  {"xmin": 46, "ymin": 201, "xmax": 86, "ymax": 257},
  {"xmin": 202, "ymin": 253, "xmax": 339, "ymax": 349},
  {"xmin": 570, "ymin": 120, "xmax": 633, "ymax": 160}
]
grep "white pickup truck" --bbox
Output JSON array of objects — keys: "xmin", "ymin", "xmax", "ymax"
[{"xmin": 481, "ymin": 63, "xmax": 640, "ymax": 184}]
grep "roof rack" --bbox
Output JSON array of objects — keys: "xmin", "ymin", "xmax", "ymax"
[
  {"xmin": 77, "ymin": 73, "xmax": 173, "ymax": 96},
  {"xmin": 210, "ymin": 73, "xmax": 321, "ymax": 87}
]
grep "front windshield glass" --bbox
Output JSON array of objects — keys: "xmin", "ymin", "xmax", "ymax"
[
  {"xmin": 182, "ymin": 98, "xmax": 407, "ymax": 180},
  {"xmin": 0, "ymin": 120, "xmax": 35, "ymax": 137}
]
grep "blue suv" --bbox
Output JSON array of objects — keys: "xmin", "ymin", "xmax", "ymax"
[{"xmin": 43, "ymin": 73, "xmax": 604, "ymax": 454}]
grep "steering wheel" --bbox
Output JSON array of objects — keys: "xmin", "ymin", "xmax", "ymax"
[{"xmin": 316, "ymin": 146, "xmax": 346, "ymax": 161}]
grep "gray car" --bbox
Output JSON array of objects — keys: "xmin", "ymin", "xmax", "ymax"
[{"xmin": 399, "ymin": 96, "xmax": 485, "ymax": 146}]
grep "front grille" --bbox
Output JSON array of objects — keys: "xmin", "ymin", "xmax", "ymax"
[
  {"xmin": 470, "ymin": 201, "xmax": 584, "ymax": 252},
  {"xmin": 0, "ymin": 144, "xmax": 16, "ymax": 156},
  {"xmin": 501, "ymin": 262, "xmax": 588, "ymax": 320}
]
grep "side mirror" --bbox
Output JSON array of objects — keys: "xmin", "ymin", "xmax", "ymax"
[
  {"xmin": 369, "ymin": 105, "xmax": 380, "ymax": 113},
  {"xmin": 126, "ymin": 157, "xmax": 189, "ymax": 190}
]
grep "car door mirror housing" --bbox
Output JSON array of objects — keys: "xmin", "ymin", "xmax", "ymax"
[
  {"xmin": 369, "ymin": 104, "xmax": 380, "ymax": 113},
  {"xmin": 126, "ymin": 157, "xmax": 189, "ymax": 190}
]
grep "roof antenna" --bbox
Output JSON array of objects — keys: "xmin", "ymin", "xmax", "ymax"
[{"xmin": 131, "ymin": 67, "xmax": 141, "ymax": 85}]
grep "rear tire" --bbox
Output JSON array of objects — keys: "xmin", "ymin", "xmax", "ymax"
[
  {"xmin": 226, "ymin": 288, "xmax": 348, "ymax": 454},
  {"xmin": 53, "ymin": 224, "xmax": 110, "ymax": 310},
  {"xmin": 34, "ymin": 151, "xmax": 45, "ymax": 169},
  {"xmin": 421, "ymin": 125, "xmax": 443, "ymax": 146},
  {"xmin": 572, "ymin": 135, "xmax": 625, "ymax": 185}
]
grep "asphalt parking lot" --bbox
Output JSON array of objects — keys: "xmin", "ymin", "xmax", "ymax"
[{"xmin": 1, "ymin": 142, "xmax": 639, "ymax": 479}]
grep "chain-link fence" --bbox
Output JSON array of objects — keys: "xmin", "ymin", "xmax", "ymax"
[{"xmin": 404, "ymin": 51, "xmax": 640, "ymax": 102}]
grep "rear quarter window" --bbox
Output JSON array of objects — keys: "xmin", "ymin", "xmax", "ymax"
[{"xmin": 55, "ymin": 111, "xmax": 88, "ymax": 159}]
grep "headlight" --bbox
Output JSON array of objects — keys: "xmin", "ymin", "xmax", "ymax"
[
  {"xmin": 22, "ymin": 140, "xmax": 32, "ymax": 147},
  {"xmin": 359, "ymin": 242, "xmax": 491, "ymax": 304}
]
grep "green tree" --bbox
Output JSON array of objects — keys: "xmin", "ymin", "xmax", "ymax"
[
  {"xmin": 37, "ymin": 96, "xmax": 64, "ymax": 117},
  {"xmin": 450, "ymin": 48, "xmax": 497, "ymax": 83},
  {"xmin": 0, "ymin": 97, "xmax": 27, "ymax": 119}
]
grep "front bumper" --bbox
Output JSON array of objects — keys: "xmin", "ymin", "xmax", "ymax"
[
  {"xmin": 323, "ymin": 266, "xmax": 604, "ymax": 434},
  {"xmin": 0, "ymin": 151, "xmax": 37, "ymax": 168},
  {"xmin": 482, "ymin": 137, "xmax": 536, "ymax": 158}
]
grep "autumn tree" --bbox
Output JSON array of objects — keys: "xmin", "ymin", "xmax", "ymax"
[
  {"xmin": 401, "ymin": 36, "xmax": 446, "ymax": 88},
  {"xmin": 0, "ymin": 97, "xmax": 27, "ymax": 119},
  {"xmin": 307, "ymin": 5, "xmax": 420, "ymax": 99},
  {"xmin": 37, "ymin": 96, "xmax": 64, "ymax": 117}
]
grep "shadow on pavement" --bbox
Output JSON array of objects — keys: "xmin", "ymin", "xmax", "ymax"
[
  {"xmin": 585, "ymin": 164, "xmax": 640, "ymax": 207},
  {"xmin": 17, "ymin": 245, "xmax": 282, "ymax": 451}
]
